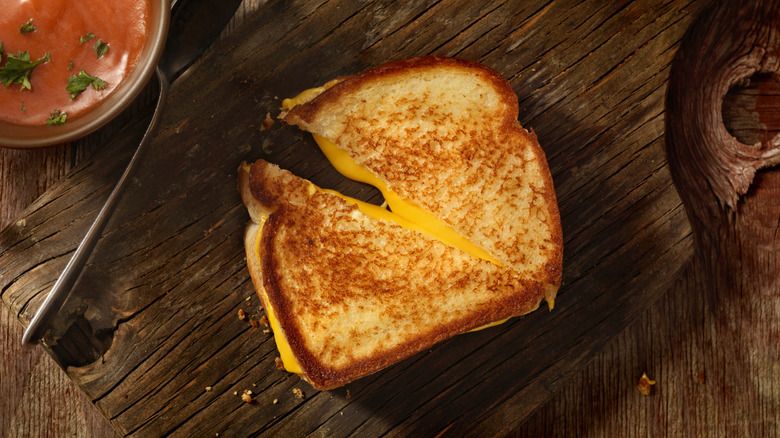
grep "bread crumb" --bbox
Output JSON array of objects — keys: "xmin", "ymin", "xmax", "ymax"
[
  {"xmin": 275, "ymin": 357, "xmax": 285, "ymax": 370},
  {"xmin": 252, "ymin": 383, "xmax": 257, "ymax": 387},
  {"xmin": 273, "ymin": 398, "xmax": 278, "ymax": 404},
  {"xmin": 246, "ymin": 296, "xmax": 251, "ymax": 301},
  {"xmin": 261, "ymin": 138, "xmax": 274, "ymax": 154},
  {"xmin": 637, "ymin": 372, "xmax": 656, "ymax": 395},
  {"xmin": 238, "ymin": 309, "xmax": 246, "ymax": 320},
  {"xmin": 293, "ymin": 388, "xmax": 305, "ymax": 399},
  {"xmin": 205, "ymin": 386, "xmax": 212, "ymax": 392},
  {"xmin": 241, "ymin": 392, "xmax": 253, "ymax": 403},
  {"xmin": 233, "ymin": 391, "xmax": 238, "ymax": 396},
  {"xmin": 346, "ymin": 389, "xmax": 350, "ymax": 399},
  {"xmin": 250, "ymin": 319, "xmax": 260, "ymax": 328},
  {"xmin": 260, "ymin": 112, "xmax": 275, "ymax": 131},
  {"xmin": 260, "ymin": 316, "xmax": 269, "ymax": 327},
  {"xmin": 263, "ymin": 329, "xmax": 270, "ymax": 334}
]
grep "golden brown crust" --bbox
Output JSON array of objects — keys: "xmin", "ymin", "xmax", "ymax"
[
  {"xmin": 283, "ymin": 55, "xmax": 563, "ymax": 290},
  {"xmin": 239, "ymin": 160, "xmax": 547, "ymax": 390}
]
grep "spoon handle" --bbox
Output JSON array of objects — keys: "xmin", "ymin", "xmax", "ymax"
[{"xmin": 21, "ymin": 68, "xmax": 170, "ymax": 346}]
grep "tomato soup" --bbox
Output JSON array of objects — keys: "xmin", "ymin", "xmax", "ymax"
[{"xmin": 0, "ymin": 0, "xmax": 150, "ymax": 126}]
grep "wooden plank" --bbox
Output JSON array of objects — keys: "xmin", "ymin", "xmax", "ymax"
[
  {"xmin": 0, "ymin": 147, "xmax": 118, "ymax": 437},
  {"xmin": 517, "ymin": 2, "xmax": 780, "ymax": 435},
  {"xmin": 1, "ymin": 0, "xmax": 705, "ymax": 435}
]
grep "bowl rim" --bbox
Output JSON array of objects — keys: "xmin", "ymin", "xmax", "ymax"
[{"xmin": 0, "ymin": 0, "xmax": 170, "ymax": 149}]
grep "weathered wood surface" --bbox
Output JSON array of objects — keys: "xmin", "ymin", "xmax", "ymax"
[
  {"xmin": 518, "ymin": 2, "xmax": 780, "ymax": 436},
  {"xmin": 662, "ymin": 2, "xmax": 780, "ymax": 434},
  {"xmin": 0, "ymin": 0, "xmax": 720, "ymax": 436},
  {"xmin": 1, "ymin": 147, "xmax": 117, "ymax": 437}
]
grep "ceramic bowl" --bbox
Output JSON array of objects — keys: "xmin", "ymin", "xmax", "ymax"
[{"xmin": 0, "ymin": 0, "xmax": 169, "ymax": 149}]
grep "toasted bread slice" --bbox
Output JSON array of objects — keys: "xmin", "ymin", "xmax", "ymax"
[
  {"xmin": 282, "ymin": 56, "xmax": 562, "ymax": 294},
  {"xmin": 239, "ymin": 160, "xmax": 548, "ymax": 390}
]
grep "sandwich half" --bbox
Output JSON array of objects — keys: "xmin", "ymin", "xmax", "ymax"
[
  {"xmin": 240, "ymin": 55, "xmax": 562, "ymax": 390},
  {"xmin": 239, "ymin": 160, "xmax": 550, "ymax": 390}
]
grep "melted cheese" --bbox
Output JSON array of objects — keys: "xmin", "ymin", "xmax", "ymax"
[
  {"xmin": 254, "ymin": 217, "xmax": 302, "ymax": 373},
  {"xmin": 282, "ymin": 86, "xmax": 327, "ymax": 110},
  {"xmin": 262, "ymin": 289, "xmax": 303, "ymax": 374}
]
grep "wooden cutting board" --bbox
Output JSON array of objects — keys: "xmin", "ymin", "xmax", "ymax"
[{"xmin": 0, "ymin": 0, "xmax": 705, "ymax": 436}]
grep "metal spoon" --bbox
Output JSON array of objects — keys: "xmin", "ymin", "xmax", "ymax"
[{"xmin": 22, "ymin": 0, "xmax": 244, "ymax": 345}]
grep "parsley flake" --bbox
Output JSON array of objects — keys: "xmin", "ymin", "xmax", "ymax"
[
  {"xmin": 19, "ymin": 19, "xmax": 37, "ymax": 34},
  {"xmin": 66, "ymin": 70, "xmax": 108, "ymax": 99},
  {"xmin": 68, "ymin": 60, "xmax": 73, "ymax": 71},
  {"xmin": 80, "ymin": 33, "xmax": 95, "ymax": 44},
  {"xmin": 0, "ymin": 51, "xmax": 51, "ymax": 90},
  {"xmin": 94, "ymin": 39, "xmax": 109, "ymax": 58},
  {"xmin": 46, "ymin": 110, "xmax": 67, "ymax": 126}
]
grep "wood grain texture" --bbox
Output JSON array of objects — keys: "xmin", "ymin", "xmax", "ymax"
[
  {"xmin": 0, "ymin": 0, "xmax": 712, "ymax": 436},
  {"xmin": 664, "ymin": 2, "xmax": 780, "ymax": 434},
  {"xmin": 0, "ymin": 145, "xmax": 116, "ymax": 437},
  {"xmin": 517, "ymin": 2, "xmax": 780, "ymax": 436}
]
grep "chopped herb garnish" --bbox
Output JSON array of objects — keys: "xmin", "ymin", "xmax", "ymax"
[
  {"xmin": 20, "ymin": 101, "xmax": 25, "ymax": 112},
  {"xmin": 0, "ymin": 51, "xmax": 51, "ymax": 90},
  {"xmin": 0, "ymin": 42, "xmax": 4, "ymax": 59},
  {"xmin": 19, "ymin": 19, "xmax": 37, "ymax": 34},
  {"xmin": 46, "ymin": 110, "xmax": 67, "ymax": 126},
  {"xmin": 94, "ymin": 39, "xmax": 109, "ymax": 58},
  {"xmin": 80, "ymin": 32, "xmax": 95, "ymax": 44},
  {"xmin": 66, "ymin": 70, "xmax": 107, "ymax": 99},
  {"xmin": 68, "ymin": 60, "xmax": 74, "ymax": 70}
]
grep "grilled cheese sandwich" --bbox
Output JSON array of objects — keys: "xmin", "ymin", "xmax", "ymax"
[
  {"xmin": 240, "ymin": 56, "xmax": 562, "ymax": 389},
  {"xmin": 251, "ymin": 172, "xmax": 508, "ymax": 376}
]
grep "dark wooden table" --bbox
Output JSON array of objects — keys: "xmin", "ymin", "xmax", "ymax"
[{"xmin": 3, "ymin": 0, "xmax": 779, "ymax": 436}]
